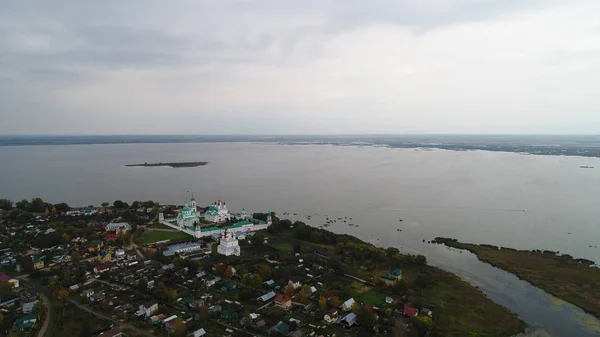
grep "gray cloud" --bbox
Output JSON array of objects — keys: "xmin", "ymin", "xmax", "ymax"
[{"xmin": 0, "ymin": 0, "xmax": 599, "ymax": 134}]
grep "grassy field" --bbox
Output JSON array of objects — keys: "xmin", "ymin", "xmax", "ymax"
[
  {"xmin": 140, "ymin": 230, "xmax": 192, "ymax": 244},
  {"xmin": 436, "ymin": 237, "xmax": 600, "ymax": 319},
  {"xmin": 419, "ymin": 267, "xmax": 526, "ymax": 337}
]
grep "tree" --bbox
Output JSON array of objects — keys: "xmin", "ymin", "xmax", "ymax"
[
  {"xmin": 198, "ymin": 306, "xmax": 209, "ymax": 321},
  {"xmin": 350, "ymin": 301, "xmax": 360, "ymax": 314},
  {"xmin": 224, "ymin": 266, "xmax": 234, "ymax": 279},
  {"xmin": 258, "ymin": 264, "xmax": 272, "ymax": 279},
  {"xmin": 250, "ymin": 274, "xmax": 263, "ymax": 288},
  {"xmin": 172, "ymin": 317, "xmax": 186, "ymax": 337},
  {"xmin": 101, "ymin": 202, "xmax": 109, "ymax": 211},
  {"xmin": 318, "ymin": 295, "xmax": 327, "ymax": 310},
  {"xmin": 71, "ymin": 251, "xmax": 81, "ymax": 263},
  {"xmin": 412, "ymin": 316, "xmax": 433, "ymax": 336},
  {"xmin": 394, "ymin": 318, "xmax": 406, "ymax": 337},
  {"xmin": 0, "ymin": 281, "xmax": 15, "ymax": 299},
  {"xmin": 44, "ymin": 207, "xmax": 49, "ymax": 216},
  {"xmin": 300, "ymin": 284, "xmax": 312, "ymax": 299},
  {"xmin": 169, "ymin": 289, "xmax": 179, "ymax": 303},
  {"xmin": 386, "ymin": 247, "xmax": 400, "ymax": 257},
  {"xmin": 117, "ymin": 230, "xmax": 126, "ymax": 246},
  {"xmin": 0, "ymin": 310, "xmax": 3, "ymax": 325},
  {"xmin": 55, "ymin": 289, "xmax": 69, "ymax": 301},
  {"xmin": 61, "ymin": 233, "xmax": 71, "ymax": 244},
  {"xmin": 357, "ymin": 307, "xmax": 376, "ymax": 328},
  {"xmin": 0, "ymin": 199, "xmax": 12, "ymax": 211},
  {"xmin": 51, "ymin": 206, "xmax": 57, "ymax": 214},
  {"xmin": 285, "ymin": 284, "xmax": 295, "ymax": 298},
  {"xmin": 415, "ymin": 255, "xmax": 427, "ymax": 266},
  {"xmin": 329, "ymin": 296, "xmax": 341, "ymax": 308},
  {"xmin": 113, "ymin": 200, "xmax": 128, "ymax": 209},
  {"xmin": 32, "ymin": 301, "xmax": 46, "ymax": 318},
  {"xmin": 15, "ymin": 199, "xmax": 29, "ymax": 210}
]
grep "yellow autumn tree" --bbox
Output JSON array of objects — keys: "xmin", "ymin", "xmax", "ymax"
[
  {"xmin": 44, "ymin": 207, "xmax": 49, "ymax": 216},
  {"xmin": 51, "ymin": 206, "xmax": 57, "ymax": 214},
  {"xmin": 318, "ymin": 295, "xmax": 327, "ymax": 309}
]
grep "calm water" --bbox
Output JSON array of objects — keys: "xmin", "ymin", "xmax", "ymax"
[{"xmin": 2, "ymin": 142, "xmax": 600, "ymax": 336}]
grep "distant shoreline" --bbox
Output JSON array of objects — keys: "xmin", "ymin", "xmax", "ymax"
[
  {"xmin": 2, "ymin": 134, "xmax": 600, "ymax": 158},
  {"xmin": 125, "ymin": 161, "xmax": 208, "ymax": 168}
]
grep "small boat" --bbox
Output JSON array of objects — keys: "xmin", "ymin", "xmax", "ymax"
[
  {"xmin": 347, "ymin": 224, "xmax": 352, "ymax": 226},
  {"xmin": 397, "ymin": 229, "xmax": 402, "ymax": 232},
  {"xmin": 399, "ymin": 219, "xmax": 403, "ymax": 222}
]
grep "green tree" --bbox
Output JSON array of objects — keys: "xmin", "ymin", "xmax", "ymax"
[
  {"xmin": 250, "ymin": 274, "xmax": 263, "ymax": 288},
  {"xmin": 301, "ymin": 284, "xmax": 312, "ymax": 299},
  {"xmin": 415, "ymin": 255, "xmax": 427, "ymax": 266},
  {"xmin": 357, "ymin": 306, "xmax": 376, "ymax": 328},
  {"xmin": 386, "ymin": 247, "xmax": 400, "ymax": 257},
  {"xmin": 101, "ymin": 202, "xmax": 109, "ymax": 211},
  {"xmin": 117, "ymin": 230, "xmax": 126, "ymax": 246},
  {"xmin": 0, "ymin": 281, "xmax": 15, "ymax": 299},
  {"xmin": 15, "ymin": 199, "xmax": 29, "ymax": 210},
  {"xmin": 32, "ymin": 301, "xmax": 46, "ymax": 318}
]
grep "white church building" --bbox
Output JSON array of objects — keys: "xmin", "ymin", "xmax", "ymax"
[
  {"xmin": 202, "ymin": 199, "xmax": 231, "ymax": 223},
  {"xmin": 217, "ymin": 228, "xmax": 241, "ymax": 256}
]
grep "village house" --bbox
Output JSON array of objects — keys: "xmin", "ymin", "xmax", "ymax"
[
  {"xmin": 269, "ymin": 321, "xmax": 290, "ymax": 335},
  {"xmin": 88, "ymin": 240, "xmax": 104, "ymax": 253},
  {"xmin": 97, "ymin": 250, "xmax": 112, "ymax": 263},
  {"xmin": 258, "ymin": 291, "xmax": 276, "ymax": 303},
  {"xmin": 32, "ymin": 256, "xmax": 45, "ymax": 270},
  {"xmin": 0, "ymin": 273, "xmax": 19, "ymax": 288},
  {"xmin": 403, "ymin": 307, "xmax": 419, "ymax": 317},
  {"xmin": 380, "ymin": 268, "xmax": 402, "ymax": 284},
  {"xmin": 97, "ymin": 327, "xmax": 125, "ymax": 337},
  {"xmin": 22, "ymin": 300, "xmax": 37, "ymax": 314},
  {"xmin": 136, "ymin": 300, "xmax": 159, "ymax": 317},
  {"xmin": 12, "ymin": 314, "xmax": 37, "ymax": 331},
  {"xmin": 105, "ymin": 222, "xmax": 131, "ymax": 232},
  {"xmin": 163, "ymin": 315, "xmax": 179, "ymax": 333},
  {"xmin": 94, "ymin": 264, "xmax": 110, "ymax": 274},
  {"xmin": 341, "ymin": 298, "xmax": 355, "ymax": 311},
  {"xmin": 192, "ymin": 328, "xmax": 207, "ymax": 337},
  {"xmin": 274, "ymin": 293, "xmax": 292, "ymax": 310},
  {"xmin": 336, "ymin": 312, "xmax": 358, "ymax": 328},
  {"xmin": 324, "ymin": 308, "xmax": 339, "ymax": 323}
]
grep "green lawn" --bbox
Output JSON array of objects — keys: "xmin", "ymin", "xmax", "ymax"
[
  {"xmin": 140, "ymin": 230, "xmax": 192, "ymax": 244},
  {"xmin": 270, "ymin": 243, "xmax": 293, "ymax": 253},
  {"xmin": 355, "ymin": 289, "xmax": 386, "ymax": 306}
]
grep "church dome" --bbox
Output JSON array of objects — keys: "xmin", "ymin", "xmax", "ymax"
[{"xmin": 182, "ymin": 205, "xmax": 192, "ymax": 212}]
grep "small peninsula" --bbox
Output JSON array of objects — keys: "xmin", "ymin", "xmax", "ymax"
[
  {"xmin": 125, "ymin": 161, "xmax": 208, "ymax": 168},
  {"xmin": 433, "ymin": 237, "xmax": 600, "ymax": 319}
]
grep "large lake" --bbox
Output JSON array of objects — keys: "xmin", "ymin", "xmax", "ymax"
[{"xmin": 2, "ymin": 142, "xmax": 600, "ymax": 336}]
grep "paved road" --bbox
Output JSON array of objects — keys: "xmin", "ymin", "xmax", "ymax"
[
  {"xmin": 67, "ymin": 299, "xmax": 155, "ymax": 337},
  {"xmin": 36, "ymin": 294, "xmax": 52, "ymax": 337}
]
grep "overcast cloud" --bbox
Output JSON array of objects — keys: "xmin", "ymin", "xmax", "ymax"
[{"xmin": 1, "ymin": 0, "xmax": 599, "ymax": 134}]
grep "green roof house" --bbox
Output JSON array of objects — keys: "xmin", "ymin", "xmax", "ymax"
[{"xmin": 13, "ymin": 314, "xmax": 37, "ymax": 330}]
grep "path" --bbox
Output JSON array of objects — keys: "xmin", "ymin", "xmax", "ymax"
[
  {"xmin": 344, "ymin": 273, "xmax": 375, "ymax": 286},
  {"xmin": 36, "ymin": 294, "xmax": 52, "ymax": 337},
  {"xmin": 68, "ymin": 299, "xmax": 154, "ymax": 337}
]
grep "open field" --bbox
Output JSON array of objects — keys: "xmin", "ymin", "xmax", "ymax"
[
  {"xmin": 140, "ymin": 230, "xmax": 192, "ymax": 244},
  {"xmin": 435, "ymin": 237, "xmax": 600, "ymax": 319}
]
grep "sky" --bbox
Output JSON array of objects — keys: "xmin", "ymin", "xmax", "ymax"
[{"xmin": 1, "ymin": 0, "xmax": 599, "ymax": 135}]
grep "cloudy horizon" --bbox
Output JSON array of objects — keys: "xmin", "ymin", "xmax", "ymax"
[{"xmin": 1, "ymin": 1, "xmax": 599, "ymax": 135}]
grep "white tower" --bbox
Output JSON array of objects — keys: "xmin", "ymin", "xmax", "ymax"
[
  {"xmin": 241, "ymin": 208, "xmax": 247, "ymax": 220},
  {"xmin": 158, "ymin": 209, "xmax": 164, "ymax": 222},
  {"xmin": 267, "ymin": 212, "xmax": 272, "ymax": 226},
  {"xmin": 190, "ymin": 194, "xmax": 197, "ymax": 210}
]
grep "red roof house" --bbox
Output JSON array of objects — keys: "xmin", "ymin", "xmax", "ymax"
[
  {"xmin": 403, "ymin": 307, "xmax": 419, "ymax": 317},
  {"xmin": 274, "ymin": 293, "xmax": 292, "ymax": 310}
]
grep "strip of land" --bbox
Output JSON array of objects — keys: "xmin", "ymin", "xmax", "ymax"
[
  {"xmin": 433, "ymin": 237, "xmax": 600, "ymax": 319},
  {"xmin": 125, "ymin": 161, "xmax": 208, "ymax": 168}
]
